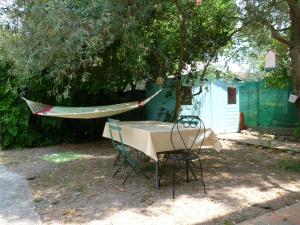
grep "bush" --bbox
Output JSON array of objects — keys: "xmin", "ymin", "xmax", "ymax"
[
  {"xmin": 0, "ymin": 61, "xmax": 146, "ymax": 149},
  {"xmin": 0, "ymin": 93, "xmax": 37, "ymax": 148},
  {"xmin": 0, "ymin": 61, "xmax": 67, "ymax": 149}
]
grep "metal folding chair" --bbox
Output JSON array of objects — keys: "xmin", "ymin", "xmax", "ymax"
[
  {"xmin": 159, "ymin": 115, "xmax": 206, "ymax": 198},
  {"xmin": 108, "ymin": 118, "xmax": 149, "ymax": 184},
  {"xmin": 108, "ymin": 118, "xmax": 130, "ymax": 166}
]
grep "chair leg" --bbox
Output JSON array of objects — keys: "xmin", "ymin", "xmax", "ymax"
[
  {"xmin": 186, "ymin": 160, "xmax": 189, "ymax": 182},
  {"xmin": 113, "ymin": 163, "xmax": 123, "ymax": 178},
  {"xmin": 122, "ymin": 168, "xmax": 134, "ymax": 185},
  {"xmin": 198, "ymin": 158, "xmax": 206, "ymax": 193},
  {"xmin": 188, "ymin": 162, "xmax": 198, "ymax": 180},
  {"xmin": 140, "ymin": 169, "xmax": 149, "ymax": 180},
  {"xmin": 113, "ymin": 152, "xmax": 121, "ymax": 166},
  {"xmin": 132, "ymin": 166, "xmax": 149, "ymax": 181},
  {"xmin": 172, "ymin": 160, "xmax": 176, "ymax": 199},
  {"xmin": 159, "ymin": 158, "xmax": 168, "ymax": 186},
  {"xmin": 156, "ymin": 160, "xmax": 159, "ymax": 190}
]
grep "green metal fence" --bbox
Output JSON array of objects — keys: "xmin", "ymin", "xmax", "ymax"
[{"xmin": 240, "ymin": 81, "xmax": 298, "ymax": 127}]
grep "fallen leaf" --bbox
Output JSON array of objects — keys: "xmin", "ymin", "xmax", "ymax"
[
  {"xmin": 277, "ymin": 191, "xmax": 284, "ymax": 196},
  {"xmin": 116, "ymin": 187, "xmax": 126, "ymax": 192},
  {"xmin": 63, "ymin": 209, "xmax": 81, "ymax": 218}
]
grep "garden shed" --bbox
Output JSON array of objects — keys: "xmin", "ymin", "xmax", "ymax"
[{"xmin": 146, "ymin": 79, "xmax": 241, "ymax": 133}]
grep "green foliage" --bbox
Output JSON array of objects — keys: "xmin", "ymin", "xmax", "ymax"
[
  {"xmin": 4, "ymin": 0, "xmax": 153, "ymax": 96},
  {"xmin": 294, "ymin": 122, "xmax": 300, "ymax": 139},
  {"xmin": 0, "ymin": 52, "xmax": 145, "ymax": 149},
  {"xmin": 278, "ymin": 158, "xmax": 300, "ymax": 173},
  {"xmin": 264, "ymin": 41, "xmax": 291, "ymax": 89},
  {"xmin": 143, "ymin": 0, "xmax": 238, "ymax": 77},
  {"xmin": 0, "ymin": 62, "xmax": 36, "ymax": 148},
  {"xmin": 0, "ymin": 60, "xmax": 70, "ymax": 149},
  {"xmin": 155, "ymin": 87, "xmax": 174, "ymax": 122},
  {"xmin": 224, "ymin": 221, "xmax": 234, "ymax": 225},
  {"xmin": 2, "ymin": 0, "xmax": 238, "ymax": 98},
  {"xmin": 225, "ymin": 1, "xmax": 292, "ymax": 85},
  {"xmin": 0, "ymin": 0, "xmax": 239, "ymax": 147}
]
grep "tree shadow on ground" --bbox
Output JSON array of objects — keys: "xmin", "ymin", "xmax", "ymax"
[{"xmin": 1, "ymin": 140, "xmax": 300, "ymax": 224}]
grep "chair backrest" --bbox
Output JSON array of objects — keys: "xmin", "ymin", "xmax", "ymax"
[
  {"xmin": 170, "ymin": 115, "xmax": 206, "ymax": 155},
  {"xmin": 108, "ymin": 118, "xmax": 125, "ymax": 148}
]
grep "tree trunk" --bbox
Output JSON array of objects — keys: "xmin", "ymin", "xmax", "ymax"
[
  {"xmin": 290, "ymin": 46, "xmax": 300, "ymax": 119},
  {"xmin": 173, "ymin": 76, "xmax": 181, "ymax": 122},
  {"xmin": 288, "ymin": 2, "xmax": 300, "ymax": 120},
  {"xmin": 172, "ymin": 0, "xmax": 185, "ymax": 122}
]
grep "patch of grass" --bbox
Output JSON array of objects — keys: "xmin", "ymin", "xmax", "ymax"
[
  {"xmin": 75, "ymin": 186, "xmax": 84, "ymax": 193},
  {"xmin": 278, "ymin": 159, "xmax": 300, "ymax": 173},
  {"xmin": 39, "ymin": 152, "xmax": 82, "ymax": 164},
  {"xmin": 224, "ymin": 220, "xmax": 234, "ymax": 225}
]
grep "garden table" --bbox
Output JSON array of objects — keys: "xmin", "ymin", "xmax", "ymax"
[{"xmin": 102, "ymin": 120, "xmax": 222, "ymax": 189}]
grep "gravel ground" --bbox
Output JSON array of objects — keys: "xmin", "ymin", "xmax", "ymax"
[{"xmin": 0, "ymin": 140, "xmax": 300, "ymax": 225}]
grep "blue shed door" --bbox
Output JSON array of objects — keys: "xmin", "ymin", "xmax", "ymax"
[
  {"xmin": 211, "ymin": 81, "xmax": 240, "ymax": 133},
  {"xmin": 223, "ymin": 85, "xmax": 240, "ymax": 133}
]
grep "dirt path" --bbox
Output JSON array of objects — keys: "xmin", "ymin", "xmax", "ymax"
[
  {"xmin": 0, "ymin": 164, "xmax": 41, "ymax": 225},
  {"xmin": 219, "ymin": 132, "xmax": 300, "ymax": 153},
  {"xmin": 0, "ymin": 140, "xmax": 300, "ymax": 225}
]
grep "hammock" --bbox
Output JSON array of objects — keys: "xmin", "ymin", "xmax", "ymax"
[{"xmin": 22, "ymin": 90, "xmax": 161, "ymax": 119}]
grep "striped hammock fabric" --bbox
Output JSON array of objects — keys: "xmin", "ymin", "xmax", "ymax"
[{"xmin": 22, "ymin": 90, "xmax": 161, "ymax": 119}]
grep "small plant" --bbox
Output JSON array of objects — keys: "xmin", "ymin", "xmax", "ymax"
[
  {"xmin": 278, "ymin": 158, "xmax": 300, "ymax": 173},
  {"xmin": 224, "ymin": 220, "xmax": 234, "ymax": 225},
  {"xmin": 267, "ymin": 139, "xmax": 272, "ymax": 149},
  {"xmin": 293, "ymin": 122, "xmax": 300, "ymax": 139},
  {"xmin": 75, "ymin": 186, "xmax": 84, "ymax": 193}
]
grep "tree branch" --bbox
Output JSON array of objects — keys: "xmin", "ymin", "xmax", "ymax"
[
  {"xmin": 275, "ymin": 26, "xmax": 291, "ymax": 31},
  {"xmin": 269, "ymin": 24, "xmax": 293, "ymax": 47},
  {"xmin": 192, "ymin": 57, "xmax": 214, "ymax": 96},
  {"xmin": 126, "ymin": 42, "xmax": 167, "ymax": 77},
  {"xmin": 174, "ymin": 0, "xmax": 186, "ymax": 79},
  {"xmin": 139, "ymin": 44, "xmax": 167, "ymax": 76}
]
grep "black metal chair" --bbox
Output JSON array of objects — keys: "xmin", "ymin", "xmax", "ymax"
[
  {"xmin": 108, "ymin": 118, "xmax": 149, "ymax": 184},
  {"xmin": 160, "ymin": 115, "xmax": 206, "ymax": 198}
]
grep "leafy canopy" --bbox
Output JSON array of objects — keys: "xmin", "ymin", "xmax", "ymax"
[{"xmin": 3, "ymin": 0, "xmax": 238, "ymax": 97}]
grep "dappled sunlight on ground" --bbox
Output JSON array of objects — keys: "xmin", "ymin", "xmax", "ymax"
[
  {"xmin": 86, "ymin": 197, "xmax": 229, "ymax": 225},
  {"xmin": 1, "ymin": 140, "xmax": 300, "ymax": 225}
]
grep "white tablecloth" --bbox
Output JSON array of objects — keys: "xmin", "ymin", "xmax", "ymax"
[{"xmin": 102, "ymin": 121, "xmax": 222, "ymax": 161}]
